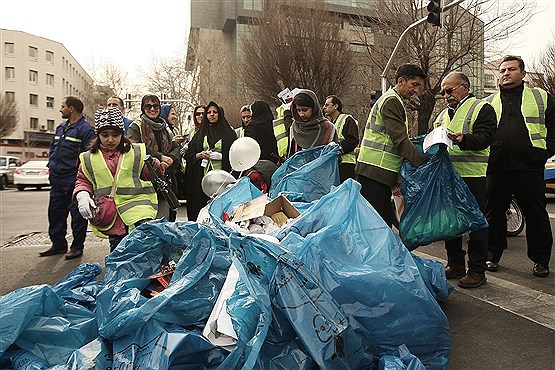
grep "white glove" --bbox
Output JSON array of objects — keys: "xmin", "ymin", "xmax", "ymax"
[
  {"xmin": 76, "ymin": 191, "xmax": 96, "ymax": 219},
  {"xmin": 209, "ymin": 151, "xmax": 223, "ymax": 161}
]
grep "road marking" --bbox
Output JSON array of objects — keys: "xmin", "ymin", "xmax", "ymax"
[{"xmin": 415, "ymin": 251, "xmax": 555, "ymax": 331}]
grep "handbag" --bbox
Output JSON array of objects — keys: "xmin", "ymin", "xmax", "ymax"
[{"xmin": 89, "ymin": 155, "xmax": 123, "ymax": 228}]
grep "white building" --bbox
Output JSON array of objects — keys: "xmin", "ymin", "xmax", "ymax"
[{"xmin": 1, "ymin": 29, "xmax": 93, "ymax": 160}]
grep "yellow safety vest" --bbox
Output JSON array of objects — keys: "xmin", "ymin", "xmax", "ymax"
[
  {"xmin": 203, "ymin": 136, "xmax": 222, "ymax": 174},
  {"xmin": 357, "ymin": 88, "xmax": 406, "ymax": 173},
  {"xmin": 80, "ymin": 143, "xmax": 157, "ymax": 233},
  {"xmin": 334, "ymin": 113, "xmax": 357, "ymax": 164},
  {"xmin": 486, "ymin": 87, "xmax": 548, "ymax": 150},
  {"xmin": 273, "ymin": 105, "xmax": 288, "ymax": 159},
  {"xmin": 433, "ymin": 97, "xmax": 490, "ymax": 177}
]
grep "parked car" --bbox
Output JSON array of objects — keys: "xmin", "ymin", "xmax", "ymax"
[
  {"xmin": 14, "ymin": 161, "xmax": 50, "ymax": 190},
  {"xmin": 545, "ymin": 155, "xmax": 555, "ymax": 194},
  {"xmin": 0, "ymin": 155, "xmax": 22, "ymax": 190}
]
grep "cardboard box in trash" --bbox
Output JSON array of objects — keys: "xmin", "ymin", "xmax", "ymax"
[{"xmin": 232, "ymin": 194, "xmax": 300, "ymax": 227}]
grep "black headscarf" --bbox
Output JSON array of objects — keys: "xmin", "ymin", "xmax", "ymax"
[
  {"xmin": 245, "ymin": 101, "xmax": 278, "ymax": 163},
  {"xmin": 188, "ymin": 101, "xmax": 237, "ymax": 171}
]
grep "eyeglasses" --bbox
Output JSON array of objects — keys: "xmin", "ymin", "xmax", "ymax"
[
  {"xmin": 144, "ymin": 103, "xmax": 160, "ymax": 110},
  {"xmin": 440, "ymin": 84, "xmax": 465, "ymax": 95}
]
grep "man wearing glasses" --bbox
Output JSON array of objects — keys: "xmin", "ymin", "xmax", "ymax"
[
  {"xmin": 485, "ymin": 55, "xmax": 554, "ymax": 277},
  {"xmin": 432, "ymin": 71, "xmax": 497, "ymax": 288}
]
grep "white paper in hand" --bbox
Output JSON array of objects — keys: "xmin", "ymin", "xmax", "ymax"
[{"xmin": 423, "ymin": 126, "xmax": 453, "ymax": 153}]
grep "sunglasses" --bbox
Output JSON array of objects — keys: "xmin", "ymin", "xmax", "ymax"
[
  {"xmin": 144, "ymin": 103, "xmax": 160, "ymax": 110},
  {"xmin": 439, "ymin": 84, "xmax": 464, "ymax": 95},
  {"xmin": 195, "ymin": 112, "xmax": 204, "ymax": 116}
]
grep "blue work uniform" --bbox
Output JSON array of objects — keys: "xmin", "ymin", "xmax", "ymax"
[{"xmin": 47, "ymin": 116, "xmax": 95, "ymax": 253}]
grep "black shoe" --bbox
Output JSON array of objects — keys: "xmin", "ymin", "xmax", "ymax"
[
  {"xmin": 486, "ymin": 261, "xmax": 499, "ymax": 272},
  {"xmin": 39, "ymin": 247, "xmax": 67, "ymax": 257},
  {"xmin": 445, "ymin": 264, "xmax": 466, "ymax": 279},
  {"xmin": 533, "ymin": 263, "xmax": 549, "ymax": 277},
  {"xmin": 65, "ymin": 249, "xmax": 83, "ymax": 260}
]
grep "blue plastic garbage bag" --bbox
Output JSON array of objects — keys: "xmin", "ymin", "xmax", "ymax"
[
  {"xmin": 378, "ymin": 344, "xmax": 426, "ymax": 370},
  {"xmin": 270, "ymin": 143, "xmax": 341, "ymax": 201},
  {"xmin": 1, "ymin": 263, "xmax": 102, "ymax": 366},
  {"xmin": 410, "ymin": 254, "xmax": 453, "ymax": 302},
  {"xmin": 221, "ymin": 233, "xmax": 372, "ymax": 370},
  {"xmin": 275, "ymin": 179, "xmax": 451, "ymax": 369},
  {"xmin": 208, "ymin": 176, "xmax": 263, "ymax": 230},
  {"xmin": 400, "ymin": 144, "xmax": 488, "ymax": 250},
  {"xmin": 96, "ymin": 221, "xmax": 231, "ymax": 340},
  {"xmin": 110, "ymin": 320, "xmax": 227, "ymax": 369}
]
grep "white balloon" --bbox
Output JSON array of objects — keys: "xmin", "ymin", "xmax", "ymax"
[
  {"xmin": 229, "ymin": 137, "xmax": 261, "ymax": 172},
  {"xmin": 201, "ymin": 170, "xmax": 236, "ymax": 197}
]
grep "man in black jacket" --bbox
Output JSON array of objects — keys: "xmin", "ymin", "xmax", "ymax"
[{"xmin": 485, "ymin": 55, "xmax": 555, "ymax": 277}]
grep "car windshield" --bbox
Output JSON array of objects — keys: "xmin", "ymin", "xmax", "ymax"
[{"xmin": 0, "ymin": 158, "xmax": 6, "ymax": 166}]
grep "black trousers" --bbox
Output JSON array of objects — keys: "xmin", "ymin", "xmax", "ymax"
[
  {"xmin": 358, "ymin": 175, "xmax": 395, "ymax": 227},
  {"xmin": 486, "ymin": 171, "xmax": 552, "ymax": 266},
  {"xmin": 48, "ymin": 179, "xmax": 87, "ymax": 252},
  {"xmin": 445, "ymin": 177, "xmax": 488, "ymax": 274},
  {"xmin": 339, "ymin": 163, "xmax": 356, "ymax": 183}
]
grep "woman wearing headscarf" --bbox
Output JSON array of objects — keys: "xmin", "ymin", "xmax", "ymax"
[
  {"xmin": 288, "ymin": 89, "xmax": 337, "ymax": 157},
  {"xmin": 184, "ymin": 101, "xmax": 237, "ymax": 221},
  {"xmin": 128, "ymin": 94, "xmax": 181, "ymax": 221},
  {"xmin": 244, "ymin": 100, "xmax": 279, "ymax": 163}
]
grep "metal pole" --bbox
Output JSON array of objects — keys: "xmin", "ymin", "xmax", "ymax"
[{"xmin": 380, "ymin": 0, "xmax": 465, "ymax": 92}]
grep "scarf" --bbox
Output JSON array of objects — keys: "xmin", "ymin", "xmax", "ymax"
[
  {"xmin": 140, "ymin": 114, "xmax": 173, "ymax": 154},
  {"xmin": 291, "ymin": 89, "xmax": 336, "ymax": 149}
]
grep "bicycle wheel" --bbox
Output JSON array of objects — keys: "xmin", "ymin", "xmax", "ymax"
[{"xmin": 506, "ymin": 197, "xmax": 525, "ymax": 237}]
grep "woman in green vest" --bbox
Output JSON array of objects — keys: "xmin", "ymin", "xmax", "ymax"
[
  {"xmin": 184, "ymin": 101, "xmax": 237, "ymax": 221},
  {"xmin": 74, "ymin": 108, "xmax": 158, "ymax": 252}
]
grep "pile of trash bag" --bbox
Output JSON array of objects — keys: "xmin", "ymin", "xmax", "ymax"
[{"xmin": 0, "ymin": 144, "xmax": 453, "ymax": 369}]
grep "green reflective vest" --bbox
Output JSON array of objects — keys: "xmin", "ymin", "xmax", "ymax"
[
  {"xmin": 203, "ymin": 136, "xmax": 222, "ymax": 174},
  {"xmin": 486, "ymin": 87, "xmax": 548, "ymax": 149},
  {"xmin": 357, "ymin": 88, "xmax": 406, "ymax": 173},
  {"xmin": 334, "ymin": 113, "xmax": 357, "ymax": 164},
  {"xmin": 80, "ymin": 143, "xmax": 157, "ymax": 232},
  {"xmin": 273, "ymin": 114, "xmax": 288, "ymax": 159},
  {"xmin": 433, "ymin": 97, "xmax": 490, "ymax": 177}
]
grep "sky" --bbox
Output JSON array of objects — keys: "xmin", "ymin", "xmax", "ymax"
[
  {"xmin": 1, "ymin": 0, "xmax": 553, "ymax": 79},
  {"xmin": 0, "ymin": 0, "xmax": 191, "ymax": 80}
]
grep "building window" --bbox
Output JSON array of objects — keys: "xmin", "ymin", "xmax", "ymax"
[
  {"xmin": 29, "ymin": 46, "xmax": 38, "ymax": 60},
  {"xmin": 5, "ymin": 92, "xmax": 15, "ymax": 102},
  {"xmin": 4, "ymin": 42, "xmax": 15, "ymax": 56},
  {"xmin": 46, "ymin": 50, "xmax": 54, "ymax": 64},
  {"xmin": 47, "ymin": 119, "xmax": 55, "ymax": 131},
  {"xmin": 5, "ymin": 67, "xmax": 15, "ymax": 80},
  {"xmin": 29, "ymin": 94, "xmax": 38, "ymax": 106},
  {"xmin": 46, "ymin": 96, "xmax": 54, "ymax": 108},
  {"xmin": 46, "ymin": 73, "xmax": 54, "ymax": 87},
  {"xmin": 243, "ymin": 0, "xmax": 262, "ymax": 10},
  {"xmin": 484, "ymin": 74, "xmax": 496, "ymax": 88},
  {"xmin": 30, "ymin": 117, "xmax": 39, "ymax": 130},
  {"xmin": 29, "ymin": 70, "xmax": 38, "ymax": 84}
]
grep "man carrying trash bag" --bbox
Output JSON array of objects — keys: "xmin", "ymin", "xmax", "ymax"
[{"xmin": 432, "ymin": 71, "xmax": 497, "ymax": 288}]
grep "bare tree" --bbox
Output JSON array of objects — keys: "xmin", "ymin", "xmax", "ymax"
[
  {"xmin": 88, "ymin": 59, "xmax": 130, "ymax": 96},
  {"xmin": 530, "ymin": 37, "xmax": 555, "ymax": 95},
  {"xmin": 0, "ymin": 94, "xmax": 19, "ymax": 139},
  {"xmin": 139, "ymin": 54, "xmax": 199, "ymax": 133},
  {"xmin": 353, "ymin": 0, "xmax": 536, "ymax": 134},
  {"xmin": 241, "ymin": 0, "xmax": 355, "ymax": 106}
]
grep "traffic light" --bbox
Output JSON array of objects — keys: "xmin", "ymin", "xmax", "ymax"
[{"xmin": 427, "ymin": 0, "xmax": 443, "ymax": 27}]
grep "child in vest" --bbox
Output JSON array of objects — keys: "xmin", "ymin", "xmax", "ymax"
[{"xmin": 73, "ymin": 108, "xmax": 159, "ymax": 252}]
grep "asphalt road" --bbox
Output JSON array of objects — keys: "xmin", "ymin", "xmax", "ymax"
[{"xmin": 0, "ymin": 187, "xmax": 554, "ymax": 369}]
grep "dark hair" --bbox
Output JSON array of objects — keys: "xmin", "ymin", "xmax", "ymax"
[
  {"xmin": 89, "ymin": 134, "xmax": 131, "ymax": 154},
  {"xmin": 500, "ymin": 55, "xmax": 525, "ymax": 71},
  {"xmin": 140, "ymin": 94, "xmax": 161, "ymax": 114},
  {"xmin": 109, "ymin": 96, "xmax": 125, "ymax": 106},
  {"xmin": 394, "ymin": 64, "xmax": 427, "ymax": 82},
  {"xmin": 325, "ymin": 95, "xmax": 343, "ymax": 113},
  {"xmin": 64, "ymin": 96, "xmax": 84, "ymax": 114},
  {"xmin": 292, "ymin": 93, "xmax": 314, "ymax": 108}
]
